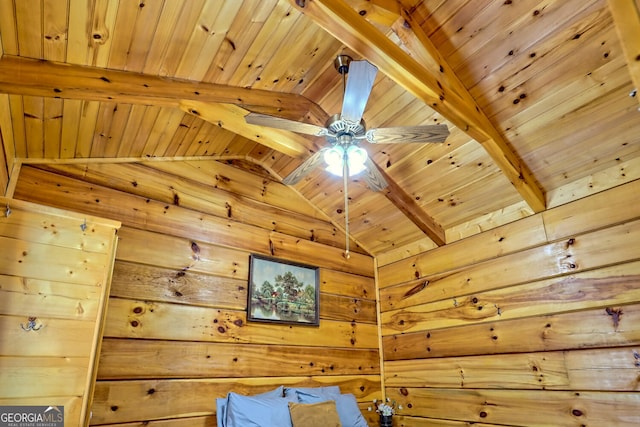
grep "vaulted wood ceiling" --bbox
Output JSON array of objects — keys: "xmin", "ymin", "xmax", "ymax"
[{"xmin": 0, "ymin": 0, "xmax": 639, "ymax": 259}]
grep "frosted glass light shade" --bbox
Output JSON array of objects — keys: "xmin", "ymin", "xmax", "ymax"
[
  {"xmin": 346, "ymin": 145, "xmax": 367, "ymax": 176},
  {"xmin": 324, "ymin": 145, "xmax": 368, "ymax": 177},
  {"xmin": 324, "ymin": 146, "xmax": 345, "ymax": 176}
]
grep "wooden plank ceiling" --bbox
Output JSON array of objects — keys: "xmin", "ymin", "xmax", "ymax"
[{"xmin": 0, "ymin": 0, "xmax": 638, "ymax": 258}]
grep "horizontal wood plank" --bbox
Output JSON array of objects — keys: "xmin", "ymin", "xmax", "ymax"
[
  {"xmin": 0, "ymin": 196, "xmax": 118, "ymax": 253},
  {"xmin": 104, "ymin": 298, "xmax": 379, "ymax": 348},
  {"xmin": 386, "ymin": 347, "xmax": 640, "ymax": 391},
  {"xmin": 381, "ymin": 260, "xmax": 640, "ymax": 334},
  {"xmin": 115, "ymin": 227, "xmax": 250, "ymax": 280},
  {"xmin": 543, "ymin": 176, "xmax": 640, "ymax": 241},
  {"xmin": 91, "ymin": 376, "xmax": 380, "ymax": 424},
  {"xmin": 382, "ymin": 302, "xmax": 640, "ymax": 360},
  {"xmin": 385, "ymin": 387, "xmax": 640, "ymax": 426},
  {"xmin": 564, "ymin": 346, "xmax": 640, "ymax": 391},
  {"xmin": 0, "ymin": 314, "xmax": 96, "ymax": 357},
  {"xmin": 90, "ymin": 416, "xmax": 215, "ymax": 427},
  {"xmin": 0, "ymin": 235, "xmax": 111, "ymax": 286},
  {"xmin": 111, "ymin": 261, "xmax": 248, "ymax": 310},
  {"xmin": 391, "ymin": 417, "xmax": 495, "ymax": 427},
  {"xmin": 0, "ymin": 356, "xmax": 89, "ymax": 398},
  {"xmin": 97, "ymin": 338, "xmax": 379, "ymax": 379},
  {"xmin": 320, "ymin": 293, "xmax": 377, "ymax": 323},
  {"xmin": 0, "ymin": 274, "xmax": 101, "ymax": 320},
  {"xmin": 320, "ymin": 268, "xmax": 376, "ymax": 300},
  {"xmin": 0, "ymin": 196, "xmax": 121, "ymax": 229}
]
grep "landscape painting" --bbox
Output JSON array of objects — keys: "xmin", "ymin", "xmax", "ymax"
[{"xmin": 247, "ymin": 254, "xmax": 319, "ymax": 326}]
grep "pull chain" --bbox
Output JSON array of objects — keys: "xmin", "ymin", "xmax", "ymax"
[{"xmin": 343, "ymin": 150, "xmax": 350, "ymax": 259}]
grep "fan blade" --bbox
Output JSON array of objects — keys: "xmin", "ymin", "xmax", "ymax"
[
  {"xmin": 365, "ymin": 124, "xmax": 449, "ymax": 144},
  {"xmin": 341, "ymin": 60, "xmax": 378, "ymax": 124},
  {"xmin": 282, "ymin": 149, "xmax": 328, "ymax": 185},
  {"xmin": 245, "ymin": 113, "xmax": 327, "ymax": 137},
  {"xmin": 361, "ymin": 157, "xmax": 388, "ymax": 191}
]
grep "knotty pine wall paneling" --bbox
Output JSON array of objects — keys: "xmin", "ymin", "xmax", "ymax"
[
  {"xmin": 12, "ymin": 161, "xmax": 381, "ymax": 426},
  {"xmin": 378, "ymin": 178, "xmax": 640, "ymax": 427},
  {"xmin": 0, "ymin": 197, "xmax": 120, "ymax": 426}
]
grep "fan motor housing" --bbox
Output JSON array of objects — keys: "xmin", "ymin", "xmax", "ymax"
[{"xmin": 325, "ymin": 114, "xmax": 366, "ymax": 139}]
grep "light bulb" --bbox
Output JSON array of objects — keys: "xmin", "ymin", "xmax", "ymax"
[
  {"xmin": 324, "ymin": 146, "xmax": 345, "ymax": 176},
  {"xmin": 346, "ymin": 145, "xmax": 367, "ymax": 176}
]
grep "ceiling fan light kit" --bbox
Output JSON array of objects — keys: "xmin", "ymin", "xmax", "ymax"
[{"xmin": 324, "ymin": 144, "xmax": 368, "ymax": 177}]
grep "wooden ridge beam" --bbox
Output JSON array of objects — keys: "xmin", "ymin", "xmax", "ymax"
[
  {"xmin": 290, "ymin": 0, "xmax": 546, "ymax": 213},
  {"xmin": 343, "ymin": 0, "xmax": 402, "ymax": 26}
]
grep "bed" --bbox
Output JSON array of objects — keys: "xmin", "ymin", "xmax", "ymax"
[{"xmin": 216, "ymin": 385, "xmax": 370, "ymax": 427}]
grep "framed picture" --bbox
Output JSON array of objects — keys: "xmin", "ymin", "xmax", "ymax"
[{"xmin": 247, "ymin": 254, "xmax": 320, "ymax": 326}]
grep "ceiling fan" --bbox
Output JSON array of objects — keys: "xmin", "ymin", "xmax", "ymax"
[
  {"xmin": 245, "ymin": 55, "xmax": 449, "ymax": 257},
  {"xmin": 244, "ymin": 54, "xmax": 450, "ymax": 191}
]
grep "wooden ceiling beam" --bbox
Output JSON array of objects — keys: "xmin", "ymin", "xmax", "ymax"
[
  {"xmin": 342, "ymin": 0, "xmax": 401, "ymax": 26},
  {"xmin": 373, "ymin": 163, "xmax": 446, "ymax": 246},
  {"xmin": 0, "ymin": 55, "xmax": 324, "ymax": 124},
  {"xmin": 607, "ymin": 0, "xmax": 640, "ymax": 104},
  {"xmin": 0, "ymin": 55, "xmax": 323, "ymax": 158},
  {"xmin": 180, "ymin": 101, "xmax": 317, "ymax": 158},
  {"xmin": 291, "ymin": 0, "xmax": 547, "ymax": 213}
]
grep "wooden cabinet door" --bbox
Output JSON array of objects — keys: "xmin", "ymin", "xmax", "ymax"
[{"xmin": 0, "ymin": 197, "xmax": 120, "ymax": 427}]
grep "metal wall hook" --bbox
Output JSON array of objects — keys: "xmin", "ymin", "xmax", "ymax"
[
  {"xmin": 21, "ymin": 317, "xmax": 43, "ymax": 331},
  {"xmin": 80, "ymin": 218, "xmax": 87, "ymax": 231},
  {"xmin": 4, "ymin": 203, "xmax": 10, "ymax": 217}
]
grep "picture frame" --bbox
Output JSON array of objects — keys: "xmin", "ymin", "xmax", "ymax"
[{"xmin": 247, "ymin": 254, "xmax": 320, "ymax": 326}]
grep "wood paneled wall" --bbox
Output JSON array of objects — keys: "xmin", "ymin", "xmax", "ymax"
[
  {"xmin": 12, "ymin": 160, "xmax": 381, "ymax": 426},
  {"xmin": 378, "ymin": 178, "xmax": 640, "ymax": 426},
  {"xmin": 12, "ymin": 157, "xmax": 640, "ymax": 426}
]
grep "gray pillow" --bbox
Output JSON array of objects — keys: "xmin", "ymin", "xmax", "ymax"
[
  {"xmin": 225, "ymin": 392, "xmax": 296, "ymax": 427},
  {"xmin": 216, "ymin": 386, "xmax": 284, "ymax": 427}
]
